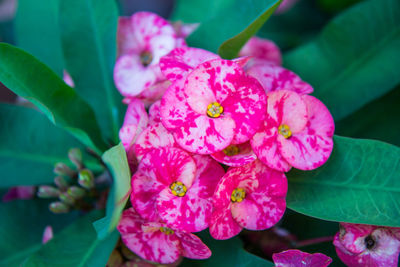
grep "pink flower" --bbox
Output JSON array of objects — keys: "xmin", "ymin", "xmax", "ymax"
[
  {"xmin": 211, "ymin": 141, "xmax": 257, "ymax": 167},
  {"xmin": 334, "ymin": 223, "xmax": 400, "ymax": 267},
  {"xmin": 134, "ymin": 80, "xmax": 171, "ymax": 107},
  {"xmin": 210, "ymin": 160, "xmax": 287, "ymax": 240},
  {"xmin": 160, "ymin": 59, "xmax": 267, "ymax": 154},
  {"xmin": 42, "ymin": 225, "xmax": 53, "ymax": 244},
  {"xmin": 148, "ymin": 100, "xmax": 162, "ymax": 126},
  {"xmin": 117, "ymin": 208, "xmax": 211, "ymax": 264},
  {"xmin": 172, "ymin": 22, "xmax": 199, "ymax": 39},
  {"xmin": 131, "ymin": 147, "xmax": 224, "ymax": 232},
  {"xmin": 114, "ymin": 12, "xmax": 183, "ymax": 98},
  {"xmin": 273, "ymin": 249, "xmax": 332, "ymax": 267},
  {"xmin": 251, "ymin": 90, "xmax": 334, "ymax": 171},
  {"xmin": 2, "ymin": 186, "xmax": 35, "ymax": 202},
  {"xmin": 239, "ymin": 36, "xmax": 282, "ymax": 66}
]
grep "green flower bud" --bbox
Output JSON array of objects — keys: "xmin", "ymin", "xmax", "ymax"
[
  {"xmin": 49, "ymin": 201, "xmax": 69, "ymax": 213},
  {"xmin": 37, "ymin": 186, "xmax": 60, "ymax": 198},
  {"xmin": 54, "ymin": 176, "xmax": 68, "ymax": 190},
  {"xmin": 68, "ymin": 148, "xmax": 83, "ymax": 170},
  {"xmin": 59, "ymin": 192, "xmax": 75, "ymax": 205},
  {"xmin": 67, "ymin": 186, "xmax": 86, "ymax": 199},
  {"xmin": 78, "ymin": 169, "xmax": 95, "ymax": 189},
  {"xmin": 54, "ymin": 163, "xmax": 75, "ymax": 177}
]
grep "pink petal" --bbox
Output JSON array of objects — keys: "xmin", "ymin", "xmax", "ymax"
[
  {"xmin": 160, "ymin": 47, "xmax": 219, "ymax": 82},
  {"xmin": 2, "ymin": 186, "xmax": 35, "ymax": 202},
  {"xmin": 211, "ymin": 141, "xmax": 257, "ymax": 167},
  {"xmin": 175, "ymin": 231, "xmax": 211, "ymax": 259},
  {"xmin": 209, "ymin": 206, "xmax": 243, "ymax": 240},
  {"xmin": 251, "ymin": 121, "xmax": 291, "ymax": 172},
  {"xmin": 267, "ymin": 90, "xmax": 308, "ymax": 133},
  {"xmin": 148, "ymin": 100, "xmax": 162, "ymax": 126},
  {"xmin": 246, "ymin": 63, "xmax": 313, "ymax": 95},
  {"xmin": 279, "ymin": 95, "xmax": 334, "ymax": 170},
  {"xmin": 63, "ymin": 70, "xmax": 74, "ymax": 87},
  {"xmin": 276, "ymin": 0, "xmax": 299, "ymax": 14},
  {"xmin": 239, "ymin": 36, "xmax": 282, "ymax": 65},
  {"xmin": 134, "ymin": 122, "xmax": 176, "ymax": 161},
  {"xmin": 117, "ymin": 16, "xmax": 137, "ymax": 57},
  {"xmin": 136, "ymin": 80, "xmax": 171, "ymax": 107},
  {"xmin": 273, "ymin": 249, "xmax": 332, "ymax": 267},
  {"xmin": 42, "ymin": 226, "xmax": 53, "ymax": 244},
  {"xmin": 117, "ymin": 208, "xmax": 146, "ymax": 235},
  {"xmin": 157, "ymin": 155, "xmax": 224, "ymax": 232},
  {"xmin": 172, "ymin": 22, "xmax": 199, "ymax": 38}
]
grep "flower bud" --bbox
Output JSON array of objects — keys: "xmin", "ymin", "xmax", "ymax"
[
  {"xmin": 59, "ymin": 192, "xmax": 75, "ymax": 205},
  {"xmin": 37, "ymin": 186, "xmax": 60, "ymax": 198},
  {"xmin": 78, "ymin": 169, "xmax": 95, "ymax": 189},
  {"xmin": 68, "ymin": 148, "xmax": 83, "ymax": 170},
  {"xmin": 49, "ymin": 201, "xmax": 69, "ymax": 213},
  {"xmin": 54, "ymin": 176, "xmax": 68, "ymax": 190},
  {"xmin": 67, "ymin": 186, "xmax": 86, "ymax": 199},
  {"xmin": 54, "ymin": 163, "xmax": 75, "ymax": 177}
]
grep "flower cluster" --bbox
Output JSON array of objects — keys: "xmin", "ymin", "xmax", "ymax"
[{"xmin": 114, "ymin": 11, "xmax": 334, "ymax": 264}]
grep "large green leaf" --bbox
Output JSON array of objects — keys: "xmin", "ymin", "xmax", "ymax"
[
  {"xmin": 171, "ymin": 0, "xmax": 217, "ymax": 23},
  {"xmin": 184, "ymin": 0, "xmax": 281, "ymax": 59},
  {"xmin": 0, "ymin": 103, "xmax": 101, "ymax": 187},
  {"xmin": 283, "ymin": 0, "xmax": 400, "ymax": 120},
  {"xmin": 0, "ymin": 199, "xmax": 78, "ymax": 266},
  {"xmin": 0, "ymin": 43, "xmax": 108, "ymax": 153},
  {"xmin": 59, "ymin": 0, "xmax": 123, "ymax": 143},
  {"xmin": 23, "ymin": 211, "xmax": 119, "ymax": 267},
  {"xmin": 182, "ymin": 231, "xmax": 274, "ymax": 267},
  {"xmin": 287, "ymin": 135, "xmax": 400, "ymax": 227},
  {"xmin": 15, "ymin": 0, "xmax": 64, "ymax": 76},
  {"xmin": 93, "ymin": 143, "xmax": 131, "ymax": 239}
]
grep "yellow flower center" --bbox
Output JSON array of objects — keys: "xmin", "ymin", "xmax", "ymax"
[
  {"xmin": 207, "ymin": 102, "xmax": 224, "ymax": 118},
  {"xmin": 140, "ymin": 51, "xmax": 153, "ymax": 67},
  {"xmin": 170, "ymin": 181, "xmax": 187, "ymax": 197},
  {"xmin": 278, "ymin": 124, "xmax": 292, "ymax": 138},
  {"xmin": 231, "ymin": 188, "xmax": 246, "ymax": 202},
  {"xmin": 160, "ymin": 227, "xmax": 174, "ymax": 235},
  {"xmin": 223, "ymin": 145, "xmax": 240, "ymax": 156}
]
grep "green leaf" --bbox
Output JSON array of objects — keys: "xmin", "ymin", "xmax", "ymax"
[
  {"xmin": 94, "ymin": 143, "xmax": 131, "ymax": 239},
  {"xmin": 59, "ymin": 0, "xmax": 123, "ymax": 143},
  {"xmin": 0, "ymin": 199, "xmax": 78, "ymax": 266},
  {"xmin": 182, "ymin": 231, "xmax": 274, "ymax": 267},
  {"xmin": 283, "ymin": 0, "xmax": 400, "ymax": 120},
  {"xmin": 185, "ymin": 0, "xmax": 282, "ymax": 59},
  {"xmin": 23, "ymin": 211, "xmax": 119, "ymax": 267},
  {"xmin": 171, "ymin": 0, "xmax": 217, "ymax": 23},
  {"xmin": 15, "ymin": 0, "xmax": 64, "ymax": 76},
  {"xmin": 287, "ymin": 135, "xmax": 400, "ymax": 227},
  {"xmin": 0, "ymin": 103, "xmax": 101, "ymax": 187},
  {"xmin": 0, "ymin": 43, "xmax": 108, "ymax": 154}
]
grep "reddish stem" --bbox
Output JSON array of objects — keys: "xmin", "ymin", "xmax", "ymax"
[{"xmin": 295, "ymin": 236, "xmax": 334, "ymax": 248}]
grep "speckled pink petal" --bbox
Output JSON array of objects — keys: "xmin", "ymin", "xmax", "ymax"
[
  {"xmin": 136, "ymin": 80, "xmax": 171, "ymax": 107},
  {"xmin": 149, "ymin": 100, "xmax": 162, "ymax": 126},
  {"xmin": 117, "ymin": 208, "xmax": 146, "ymax": 235},
  {"xmin": 176, "ymin": 231, "xmax": 211, "ymax": 259},
  {"xmin": 246, "ymin": 63, "xmax": 313, "ymax": 95},
  {"xmin": 251, "ymin": 120, "xmax": 291, "ymax": 172},
  {"xmin": 209, "ymin": 206, "xmax": 243, "ymax": 240},
  {"xmin": 134, "ymin": 123, "xmax": 176, "ymax": 161},
  {"xmin": 117, "ymin": 17, "xmax": 137, "ymax": 56},
  {"xmin": 229, "ymin": 160, "xmax": 287, "ymax": 230},
  {"xmin": 160, "ymin": 47, "xmax": 219, "ymax": 82},
  {"xmin": 157, "ymin": 155, "xmax": 224, "ymax": 232},
  {"xmin": 239, "ymin": 36, "xmax": 282, "ymax": 65},
  {"xmin": 280, "ymin": 95, "xmax": 334, "ymax": 170},
  {"xmin": 114, "ymin": 53, "xmax": 159, "ymax": 97},
  {"xmin": 273, "ymin": 249, "xmax": 332, "ymax": 267},
  {"xmin": 211, "ymin": 141, "xmax": 256, "ymax": 167}
]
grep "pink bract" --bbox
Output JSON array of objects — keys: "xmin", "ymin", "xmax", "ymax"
[
  {"xmin": 239, "ymin": 36, "xmax": 282, "ymax": 66},
  {"xmin": 117, "ymin": 208, "xmax": 211, "ymax": 264},
  {"xmin": 334, "ymin": 223, "xmax": 400, "ymax": 267},
  {"xmin": 160, "ymin": 59, "xmax": 267, "ymax": 154},
  {"xmin": 211, "ymin": 141, "xmax": 256, "ymax": 167},
  {"xmin": 148, "ymin": 100, "xmax": 162, "ymax": 126},
  {"xmin": 135, "ymin": 80, "xmax": 171, "ymax": 107},
  {"xmin": 273, "ymin": 249, "xmax": 332, "ymax": 267},
  {"xmin": 114, "ymin": 12, "xmax": 183, "ymax": 98},
  {"xmin": 210, "ymin": 160, "xmax": 287, "ymax": 240},
  {"xmin": 251, "ymin": 90, "xmax": 334, "ymax": 171}
]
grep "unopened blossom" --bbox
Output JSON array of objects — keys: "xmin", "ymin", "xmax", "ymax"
[
  {"xmin": 239, "ymin": 36, "xmax": 282, "ymax": 66},
  {"xmin": 117, "ymin": 208, "xmax": 211, "ymax": 264},
  {"xmin": 273, "ymin": 249, "xmax": 332, "ymax": 267},
  {"xmin": 251, "ymin": 90, "xmax": 334, "ymax": 171},
  {"xmin": 334, "ymin": 223, "xmax": 400, "ymax": 267},
  {"xmin": 114, "ymin": 12, "xmax": 183, "ymax": 98},
  {"xmin": 211, "ymin": 141, "xmax": 256, "ymax": 167},
  {"xmin": 42, "ymin": 225, "xmax": 53, "ymax": 244},
  {"xmin": 63, "ymin": 70, "xmax": 75, "ymax": 87},
  {"xmin": 131, "ymin": 147, "xmax": 224, "ymax": 232},
  {"xmin": 161, "ymin": 59, "xmax": 267, "ymax": 154},
  {"xmin": 210, "ymin": 160, "xmax": 287, "ymax": 240},
  {"xmin": 275, "ymin": 0, "xmax": 300, "ymax": 14}
]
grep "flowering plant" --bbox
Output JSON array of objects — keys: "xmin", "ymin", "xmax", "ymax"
[{"xmin": 0, "ymin": 0, "xmax": 399, "ymax": 266}]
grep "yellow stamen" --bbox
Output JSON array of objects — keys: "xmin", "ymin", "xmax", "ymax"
[
  {"xmin": 207, "ymin": 102, "xmax": 224, "ymax": 118},
  {"xmin": 223, "ymin": 145, "xmax": 240, "ymax": 156},
  {"xmin": 160, "ymin": 227, "xmax": 174, "ymax": 235},
  {"xmin": 278, "ymin": 124, "xmax": 292, "ymax": 139},
  {"xmin": 231, "ymin": 188, "xmax": 246, "ymax": 202},
  {"xmin": 170, "ymin": 181, "xmax": 187, "ymax": 197}
]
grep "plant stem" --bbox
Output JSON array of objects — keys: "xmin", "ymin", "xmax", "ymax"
[{"xmin": 295, "ymin": 236, "xmax": 334, "ymax": 248}]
